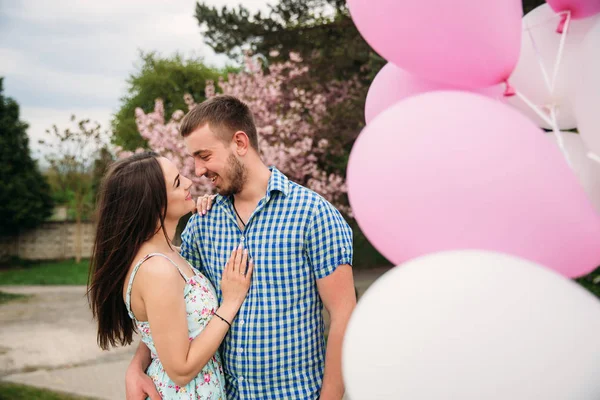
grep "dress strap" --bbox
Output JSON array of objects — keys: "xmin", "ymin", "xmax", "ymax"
[{"xmin": 125, "ymin": 253, "xmax": 191, "ymax": 320}]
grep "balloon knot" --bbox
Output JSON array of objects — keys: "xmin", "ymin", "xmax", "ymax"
[
  {"xmin": 503, "ymin": 81, "xmax": 516, "ymax": 97},
  {"xmin": 556, "ymin": 13, "xmax": 568, "ymax": 34}
]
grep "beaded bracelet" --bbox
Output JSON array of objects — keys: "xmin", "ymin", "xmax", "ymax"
[{"xmin": 212, "ymin": 311, "xmax": 232, "ymax": 328}]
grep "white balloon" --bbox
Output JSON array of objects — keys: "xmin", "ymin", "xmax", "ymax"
[
  {"xmin": 343, "ymin": 250, "xmax": 600, "ymax": 400},
  {"xmin": 547, "ymin": 132, "xmax": 600, "ymax": 214},
  {"xmin": 575, "ymin": 19, "xmax": 600, "ymax": 156},
  {"xmin": 507, "ymin": 4, "xmax": 598, "ymax": 129}
]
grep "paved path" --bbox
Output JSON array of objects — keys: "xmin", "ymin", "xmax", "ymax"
[{"xmin": 0, "ymin": 267, "xmax": 391, "ymax": 399}]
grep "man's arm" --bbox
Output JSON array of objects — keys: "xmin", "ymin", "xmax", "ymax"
[
  {"xmin": 317, "ymin": 264, "xmax": 356, "ymax": 400},
  {"xmin": 125, "ymin": 341, "xmax": 160, "ymax": 400},
  {"xmin": 304, "ymin": 197, "xmax": 355, "ymax": 399}
]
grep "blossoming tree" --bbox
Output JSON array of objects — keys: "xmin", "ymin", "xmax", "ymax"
[{"xmin": 128, "ymin": 54, "xmax": 362, "ymax": 214}]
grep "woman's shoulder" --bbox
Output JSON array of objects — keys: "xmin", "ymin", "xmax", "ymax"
[{"xmin": 130, "ymin": 252, "xmax": 183, "ymax": 287}]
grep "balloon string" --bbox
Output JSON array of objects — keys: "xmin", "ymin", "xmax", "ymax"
[
  {"xmin": 524, "ymin": 14, "xmax": 567, "ymax": 31},
  {"xmin": 525, "ymin": 21, "xmax": 552, "ymax": 94},
  {"xmin": 514, "ymin": 90, "xmax": 554, "ymax": 126},
  {"xmin": 516, "ymin": 10, "xmax": 573, "ymax": 169},
  {"xmin": 549, "ymin": 106, "xmax": 572, "ymax": 167},
  {"xmin": 548, "ymin": 11, "xmax": 571, "ymax": 168},
  {"xmin": 519, "ymin": 10, "xmax": 570, "ymax": 110},
  {"xmin": 588, "ymin": 152, "xmax": 600, "ymax": 164},
  {"xmin": 551, "ymin": 11, "xmax": 571, "ymax": 93}
]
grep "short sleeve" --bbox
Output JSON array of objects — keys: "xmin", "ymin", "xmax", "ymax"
[
  {"xmin": 305, "ymin": 198, "xmax": 353, "ymax": 280},
  {"xmin": 180, "ymin": 214, "xmax": 204, "ymax": 274}
]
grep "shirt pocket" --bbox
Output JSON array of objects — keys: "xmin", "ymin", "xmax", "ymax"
[{"xmin": 252, "ymin": 232, "xmax": 308, "ymax": 301}]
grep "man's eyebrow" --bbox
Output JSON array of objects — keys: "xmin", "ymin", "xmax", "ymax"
[
  {"xmin": 173, "ymin": 174, "xmax": 180, "ymax": 187},
  {"xmin": 192, "ymin": 150, "xmax": 211, "ymax": 157}
]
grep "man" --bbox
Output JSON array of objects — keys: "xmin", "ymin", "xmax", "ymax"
[{"xmin": 126, "ymin": 95, "xmax": 356, "ymax": 399}]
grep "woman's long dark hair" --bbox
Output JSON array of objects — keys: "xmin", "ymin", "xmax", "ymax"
[{"xmin": 88, "ymin": 152, "xmax": 172, "ymax": 350}]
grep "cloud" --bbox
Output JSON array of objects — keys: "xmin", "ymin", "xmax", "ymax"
[
  {"xmin": 0, "ymin": 0, "xmax": 273, "ymax": 157},
  {"xmin": 2, "ymin": 0, "xmax": 271, "ymax": 25},
  {"xmin": 20, "ymin": 106, "xmax": 114, "ymax": 163},
  {"xmin": 0, "ymin": 48, "xmax": 125, "ymax": 108}
]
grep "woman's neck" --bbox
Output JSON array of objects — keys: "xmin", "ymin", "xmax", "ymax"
[{"xmin": 144, "ymin": 217, "xmax": 179, "ymax": 253}]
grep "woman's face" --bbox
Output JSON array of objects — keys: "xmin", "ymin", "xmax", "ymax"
[{"xmin": 158, "ymin": 157, "xmax": 196, "ymax": 220}]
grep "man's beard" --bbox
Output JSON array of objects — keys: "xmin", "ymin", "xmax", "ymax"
[{"xmin": 218, "ymin": 154, "xmax": 247, "ymax": 197}]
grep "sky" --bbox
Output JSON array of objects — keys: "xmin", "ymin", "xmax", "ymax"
[{"xmin": 0, "ymin": 0, "xmax": 272, "ymax": 160}]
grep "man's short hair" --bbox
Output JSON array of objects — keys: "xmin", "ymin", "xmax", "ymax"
[{"xmin": 180, "ymin": 95, "xmax": 258, "ymax": 150}]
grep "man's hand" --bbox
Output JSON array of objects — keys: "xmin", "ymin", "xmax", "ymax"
[{"xmin": 125, "ymin": 361, "xmax": 160, "ymax": 400}]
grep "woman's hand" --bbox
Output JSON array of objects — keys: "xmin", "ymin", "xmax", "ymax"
[
  {"xmin": 195, "ymin": 194, "xmax": 216, "ymax": 215},
  {"xmin": 220, "ymin": 245, "xmax": 253, "ymax": 309}
]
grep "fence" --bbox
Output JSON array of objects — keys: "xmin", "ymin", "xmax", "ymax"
[{"xmin": 0, "ymin": 221, "xmax": 95, "ymax": 261}]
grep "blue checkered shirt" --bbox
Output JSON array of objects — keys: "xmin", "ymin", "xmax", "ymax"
[{"xmin": 180, "ymin": 167, "xmax": 353, "ymax": 400}]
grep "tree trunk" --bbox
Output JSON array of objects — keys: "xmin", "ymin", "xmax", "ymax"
[{"xmin": 75, "ymin": 194, "xmax": 83, "ymax": 263}]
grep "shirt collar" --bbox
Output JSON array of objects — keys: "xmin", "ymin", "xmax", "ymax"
[
  {"xmin": 266, "ymin": 166, "xmax": 290, "ymax": 198},
  {"xmin": 213, "ymin": 166, "xmax": 290, "ymax": 207}
]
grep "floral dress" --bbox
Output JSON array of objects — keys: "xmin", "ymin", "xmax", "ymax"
[{"xmin": 125, "ymin": 253, "xmax": 226, "ymax": 399}]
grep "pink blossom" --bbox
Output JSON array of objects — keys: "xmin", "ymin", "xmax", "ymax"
[{"xmin": 125, "ymin": 54, "xmax": 362, "ymax": 212}]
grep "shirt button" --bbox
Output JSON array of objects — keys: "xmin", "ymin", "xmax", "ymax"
[
  {"xmin": 240, "ymin": 236, "xmax": 245, "ymax": 241},
  {"xmin": 342, "ymin": 247, "xmax": 346, "ymax": 253},
  {"xmin": 239, "ymin": 376, "xmax": 244, "ymax": 383},
  {"xmin": 239, "ymin": 319, "xmax": 245, "ymax": 325},
  {"xmin": 238, "ymin": 348, "xmax": 244, "ymax": 354}
]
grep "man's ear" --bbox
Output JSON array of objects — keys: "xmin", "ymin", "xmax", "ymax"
[{"xmin": 233, "ymin": 131, "xmax": 250, "ymax": 155}]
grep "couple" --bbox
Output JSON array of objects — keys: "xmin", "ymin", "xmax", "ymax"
[{"xmin": 88, "ymin": 95, "xmax": 357, "ymax": 399}]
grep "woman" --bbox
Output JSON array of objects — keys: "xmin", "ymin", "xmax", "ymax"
[{"xmin": 88, "ymin": 151, "xmax": 252, "ymax": 399}]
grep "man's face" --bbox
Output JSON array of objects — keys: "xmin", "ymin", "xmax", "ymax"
[{"xmin": 184, "ymin": 123, "xmax": 247, "ymax": 196}]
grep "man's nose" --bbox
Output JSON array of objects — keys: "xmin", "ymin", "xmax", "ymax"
[{"xmin": 195, "ymin": 160, "xmax": 207, "ymax": 177}]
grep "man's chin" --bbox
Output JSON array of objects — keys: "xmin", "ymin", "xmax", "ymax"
[{"xmin": 216, "ymin": 187, "xmax": 229, "ymax": 196}]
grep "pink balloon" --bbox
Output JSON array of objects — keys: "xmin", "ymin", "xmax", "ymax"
[
  {"xmin": 365, "ymin": 63, "xmax": 504, "ymax": 124},
  {"xmin": 347, "ymin": 91, "xmax": 600, "ymax": 277},
  {"xmin": 347, "ymin": 0, "xmax": 523, "ymax": 88},
  {"xmin": 547, "ymin": 0, "xmax": 600, "ymax": 19}
]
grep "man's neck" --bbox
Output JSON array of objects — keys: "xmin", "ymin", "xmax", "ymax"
[{"xmin": 233, "ymin": 162, "xmax": 271, "ymax": 206}]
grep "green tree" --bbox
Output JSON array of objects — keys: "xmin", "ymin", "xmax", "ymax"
[
  {"xmin": 195, "ymin": 0, "xmax": 375, "ymax": 163},
  {"xmin": 523, "ymin": 0, "xmax": 546, "ymax": 14},
  {"xmin": 193, "ymin": 0, "xmax": 550, "ymax": 166},
  {"xmin": 194, "ymin": 0, "xmax": 381, "ymax": 82},
  {"xmin": 0, "ymin": 77, "xmax": 53, "ymax": 237},
  {"xmin": 193, "ymin": 0, "xmax": 548, "ymax": 270},
  {"xmin": 112, "ymin": 52, "xmax": 229, "ymax": 150},
  {"xmin": 576, "ymin": 266, "xmax": 600, "ymax": 300},
  {"xmin": 41, "ymin": 116, "xmax": 105, "ymax": 262},
  {"xmin": 90, "ymin": 146, "xmax": 114, "ymax": 206},
  {"xmin": 195, "ymin": 0, "xmax": 546, "ymax": 81}
]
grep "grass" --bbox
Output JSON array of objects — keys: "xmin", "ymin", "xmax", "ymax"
[
  {"xmin": 0, "ymin": 291, "xmax": 30, "ymax": 305},
  {"xmin": 0, "ymin": 254, "xmax": 598, "ymax": 303},
  {"xmin": 0, "ymin": 259, "xmax": 89, "ymax": 285},
  {"xmin": 0, "ymin": 382, "xmax": 96, "ymax": 400}
]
